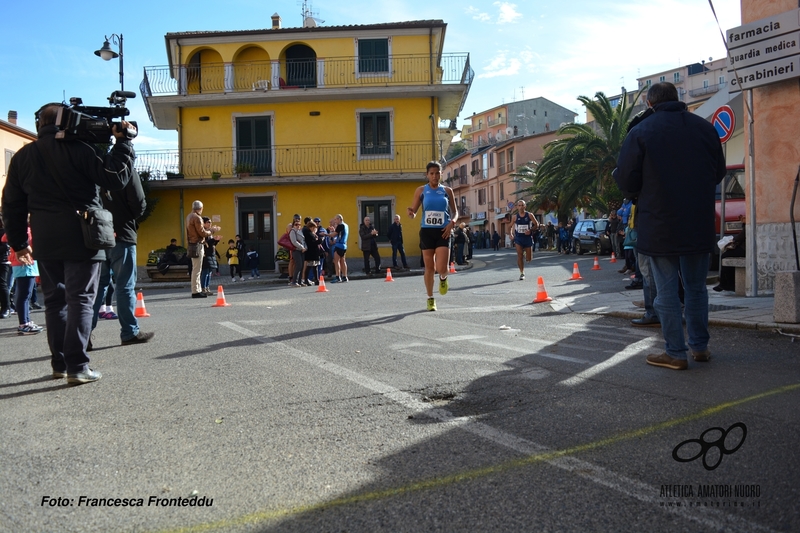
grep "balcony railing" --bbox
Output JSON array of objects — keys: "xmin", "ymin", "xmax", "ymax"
[
  {"xmin": 141, "ymin": 53, "xmax": 472, "ymax": 97},
  {"xmin": 487, "ymin": 116, "xmax": 506, "ymax": 126},
  {"xmin": 134, "ymin": 142, "xmax": 435, "ymax": 179},
  {"xmin": 689, "ymin": 82, "xmax": 727, "ymax": 97}
]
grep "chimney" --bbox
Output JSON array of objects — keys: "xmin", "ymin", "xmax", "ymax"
[
  {"xmin": 271, "ymin": 13, "xmax": 281, "ymax": 30},
  {"xmin": 8, "ymin": 110, "xmax": 17, "ymax": 125}
]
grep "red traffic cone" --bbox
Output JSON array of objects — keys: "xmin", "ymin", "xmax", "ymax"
[
  {"xmin": 592, "ymin": 256, "xmax": 601, "ymax": 270},
  {"xmin": 449, "ymin": 262, "xmax": 457, "ymax": 274},
  {"xmin": 212, "ymin": 285, "xmax": 231, "ymax": 307},
  {"xmin": 532, "ymin": 276, "xmax": 553, "ymax": 303},
  {"xmin": 384, "ymin": 268, "xmax": 394, "ymax": 282},
  {"xmin": 134, "ymin": 291, "xmax": 150, "ymax": 317},
  {"xmin": 568, "ymin": 262, "xmax": 583, "ymax": 281},
  {"xmin": 316, "ymin": 276, "xmax": 329, "ymax": 292},
  {"xmin": 610, "ymin": 252, "xmax": 618, "ymax": 263}
]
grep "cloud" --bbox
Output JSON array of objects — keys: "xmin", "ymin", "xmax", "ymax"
[
  {"xmin": 466, "ymin": 6, "xmax": 491, "ymax": 22},
  {"xmin": 477, "ymin": 52, "xmax": 522, "ymax": 79},
  {"xmin": 494, "ymin": 2, "xmax": 522, "ymax": 24}
]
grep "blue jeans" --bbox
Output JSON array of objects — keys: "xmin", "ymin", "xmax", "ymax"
[
  {"xmin": 201, "ymin": 266, "xmax": 212, "ymax": 290},
  {"xmin": 93, "ymin": 242, "xmax": 139, "ymax": 341},
  {"xmin": 391, "ymin": 242, "xmax": 408, "ymax": 268},
  {"xmin": 39, "ymin": 260, "xmax": 100, "ymax": 374},
  {"xmin": 13, "ymin": 276, "xmax": 36, "ymax": 325},
  {"xmin": 644, "ymin": 253, "xmax": 710, "ymax": 360}
]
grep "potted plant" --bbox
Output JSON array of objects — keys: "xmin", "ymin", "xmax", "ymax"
[
  {"xmin": 234, "ymin": 162, "xmax": 255, "ymax": 177},
  {"xmin": 211, "ymin": 171, "xmax": 221, "ymax": 181}
]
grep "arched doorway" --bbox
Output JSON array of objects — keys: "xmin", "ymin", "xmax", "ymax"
[{"xmin": 284, "ymin": 44, "xmax": 316, "ymax": 88}]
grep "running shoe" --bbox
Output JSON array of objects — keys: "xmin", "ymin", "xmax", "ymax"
[
  {"xmin": 343, "ymin": 277, "xmax": 349, "ymax": 283},
  {"xmin": 439, "ymin": 276, "xmax": 449, "ymax": 295},
  {"xmin": 330, "ymin": 277, "xmax": 341, "ymax": 283},
  {"xmin": 104, "ymin": 311, "xmax": 118, "ymax": 320},
  {"xmin": 427, "ymin": 298, "xmax": 437, "ymax": 311},
  {"xmin": 18, "ymin": 322, "xmax": 44, "ymax": 335},
  {"xmin": 519, "ymin": 272, "xmax": 525, "ymax": 281}
]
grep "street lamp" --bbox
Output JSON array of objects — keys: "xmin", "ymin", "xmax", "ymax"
[{"xmin": 94, "ymin": 34, "xmax": 124, "ymax": 91}]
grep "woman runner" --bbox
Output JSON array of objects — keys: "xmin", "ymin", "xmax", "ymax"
[{"xmin": 407, "ymin": 161, "xmax": 459, "ymax": 311}]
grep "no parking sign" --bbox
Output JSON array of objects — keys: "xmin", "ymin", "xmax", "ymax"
[{"xmin": 712, "ymin": 105, "xmax": 736, "ymax": 144}]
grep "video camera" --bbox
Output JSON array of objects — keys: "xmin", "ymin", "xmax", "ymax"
[{"xmin": 54, "ymin": 90, "xmax": 138, "ymax": 143}]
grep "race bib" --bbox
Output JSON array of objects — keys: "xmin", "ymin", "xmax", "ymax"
[
  {"xmin": 424, "ymin": 211, "xmax": 445, "ymax": 226},
  {"xmin": 516, "ymin": 224, "xmax": 530, "ymax": 234}
]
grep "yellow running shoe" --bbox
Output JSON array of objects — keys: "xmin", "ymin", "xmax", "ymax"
[
  {"xmin": 427, "ymin": 297, "xmax": 437, "ymax": 311},
  {"xmin": 439, "ymin": 276, "xmax": 449, "ymax": 295}
]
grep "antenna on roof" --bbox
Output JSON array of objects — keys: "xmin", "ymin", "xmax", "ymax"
[{"xmin": 299, "ymin": 0, "xmax": 324, "ymax": 27}]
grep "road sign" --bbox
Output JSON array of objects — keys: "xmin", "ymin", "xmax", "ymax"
[{"xmin": 712, "ymin": 106, "xmax": 736, "ymax": 144}]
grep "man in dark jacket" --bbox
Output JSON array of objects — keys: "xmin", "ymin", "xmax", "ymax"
[
  {"xmin": 614, "ymin": 82, "xmax": 726, "ymax": 371},
  {"xmin": 386, "ymin": 214, "xmax": 409, "ymax": 270},
  {"xmin": 359, "ymin": 216, "xmax": 382, "ymax": 275},
  {"xmin": 91, "ymin": 173, "xmax": 154, "ymax": 346},
  {"xmin": 1, "ymin": 103, "xmax": 135, "ymax": 384}
]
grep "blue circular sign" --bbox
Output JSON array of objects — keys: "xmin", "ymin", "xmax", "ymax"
[{"xmin": 712, "ymin": 105, "xmax": 735, "ymax": 144}]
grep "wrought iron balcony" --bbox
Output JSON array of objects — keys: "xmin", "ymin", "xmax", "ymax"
[
  {"xmin": 134, "ymin": 141, "xmax": 436, "ymax": 180},
  {"xmin": 689, "ymin": 82, "xmax": 727, "ymax": 97},
  {"xmin": 141, "ymin": 53, "xmax": 473, "ymax": 97}
]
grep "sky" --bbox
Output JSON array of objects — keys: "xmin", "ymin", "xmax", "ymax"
[{"xmin": 0, "ymin": 0, "xmax": 742, "ymax": 150}]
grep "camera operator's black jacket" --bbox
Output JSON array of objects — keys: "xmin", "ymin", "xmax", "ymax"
[
  {"xmin": 1, "ymin": 125, "xmax": 135, "ymax": 261},
  {"xmin": 102, "ymin": 170, "xmax": 146, "ymax": 245},
  {"xmin": 613, "ymin": 101, "xmax": 726, "ymax": 257}
]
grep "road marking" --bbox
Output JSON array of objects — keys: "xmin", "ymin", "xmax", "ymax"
[
  {"xmin": 440, "ymin": 335, "xmax": 487, "ymax": 342},
  {"xmin": 174, "ymin": 322, "xmax": 794, "ymax": 533},
  {"xmin": 558, "ymin": 337, "xmax": 659, "ymax": 386}
]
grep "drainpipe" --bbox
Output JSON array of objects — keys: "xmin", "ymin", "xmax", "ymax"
[{"xmin": 431, "ymin": 98, "xmax": 437, "ymax": 162}]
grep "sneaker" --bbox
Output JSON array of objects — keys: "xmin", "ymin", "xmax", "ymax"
[
  {"xmin": 692, "ymin": 349, "xmax": 711, "ymax": 362},
  {"xmin": 30, "ymin": 302, "xmax": 43, "ymax": 310},
  {"xmin": 104, "ymin": 311, "xmax": 118, "ymax": 320},
  {"xmin": 52, "ymin": 370, "xmax": 67, "ymax": 379},
  {"xmin": 18, "ymin": 323, "xmax": 44, "ymax": 335},
  {"xmin": 232, "ymin": 278, "xmax": 238, "ymax": 283},
  {"xmin": 646, "ymin": 353, "xmax": 688, "ymax": 370},
  {"xmin": 330, "ymin": 277, "xmax": 341, "ymax": 283},
  {"xmin": 97, "ymin": 311, "xmax": 108, "ymax": 320},
  {"xmin": 427, "ymin": 297, "xmax": 437, "ymax": 311},
  {"xmin": 439, "ymin": 277, "xmax": 449, "ymax": 295},
  {"xmin": 191, "ymin": 293, "xmax": 208, "ymax": 299},
  {"xmin": 67, "ymin": 368, "xmax": 102, "ymax": 385},
  {"xmin": 343, "ymin": 277, "xmax": 349, "ymax": 283},
  {"xmin": 291, "ymin": 282, "xmax": 301, "ymax": 287},
  {"xmin": 121, "ymin": 331, "xmax": 155, "ymax": 346},
  {"xmin": 519, "ymin": 272, "xmax": 525, "ymax": 281},
  {"xmin": 0, "ymin": 309, "xmax": 9, "ymax": 319}
]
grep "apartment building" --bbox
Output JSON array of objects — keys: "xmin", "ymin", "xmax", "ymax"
[
  {"xmin": 136, "ymin": 16, "xmax": 473, "ymax": 269},
  {"xmin": 0, "ymin": 111, "xmax": 36, "ymax": 198}
]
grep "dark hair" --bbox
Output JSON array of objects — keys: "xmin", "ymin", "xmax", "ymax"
[
  {"xmin": 228, "ymin": 239, "xmax": 235, "ymax": 244},
  {"xmin": 304, "ymin": 217, "xmax": 311, "ymax": 224},
  {"xmin": 426, "ymin": 161, "xmax": 442, "ymax": 172},
  {"xmin": 35, "ymin": 103, "xmax": 63, "ymax": 129},
  {"xmin": 646, "ymin": 82, "xmax": 679, "ymax": 106},
  {"xmin": 202, "ymin": 217, "xmax": 211, "ymax": 223}
]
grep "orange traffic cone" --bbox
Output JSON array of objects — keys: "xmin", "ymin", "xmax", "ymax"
[
  {"xmin": 449, "ymin": 262, "xmax": 457, "ymax": 274},
  {"xmin": 212, "ymin": 285, "xmax": 231, "ymax": 307},
  {"xmin": 610, "ymin": 252, "xmax": 618, "ymax": 263},
  {"xmin": 134, "ymin": 291, "xmax": 150, "ymax": 317},
  {"xmin": 316, "ymin": 276, "xmax": 329, "ymax": 292},
  {"xmin": 532, "ymin": 276, "xmax": 553, "ymax": 303},
  {"xmin": 384, "ymin": 268, "xmax": 394, "ymax": 282},
  {"xmin": 568, "ymin": 262, "xmax": 583, "ymax": 281},
  {"xmin": 592, "ymin": 256, "xmax": 601, "ymax": 270}
]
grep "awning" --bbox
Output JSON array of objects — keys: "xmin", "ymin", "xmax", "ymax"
[
  {"xmin": 468, "ymin": 220, "xmax": 486, "ymax": 226},
  {"xmin": 495, "ymin": 212, "xmax": 509, "ymax": 220}
]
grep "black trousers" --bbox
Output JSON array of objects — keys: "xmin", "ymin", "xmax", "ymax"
[
  {"xmin": 0, "ymin": 263, "xmax": 11, "ymax": 313},
  {"xmin": 362, "ymin": 242, "xmax": 381, "ymax": 274},
  {"xmin": 38, "ymin": 259, "xmax": 101, "ymax": 374}
]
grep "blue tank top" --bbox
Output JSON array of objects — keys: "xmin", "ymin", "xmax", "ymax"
[
  {"xmin": 513, "ymin": 212, "xmax": 534, "ymax": 245},
  {"xmin": 334, "ymin": 223, "xmax": 348, "ymax": 249},
  {"xmin": 420, "ymin": 184, "xmax": 451, "ymax": 228}
]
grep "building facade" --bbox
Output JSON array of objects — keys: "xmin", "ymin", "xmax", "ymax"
[
  {"xmin": 0, "ymin": 111, "xmax": 36, "ymax": 200},
  {"xmin": 137, "ymin": 17, "xmax": 472, "ymax": 269}
]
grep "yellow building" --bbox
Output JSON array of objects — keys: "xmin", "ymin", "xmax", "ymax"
[
  {"xmin": 1, "ymin": 111, "xmax": 36, "ymax": 198},
  {"xmin": 137, "ymin": 16, "xmax": 473, "ymax": 270}
]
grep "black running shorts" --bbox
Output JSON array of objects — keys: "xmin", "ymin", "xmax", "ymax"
[{"xmin": 419, "ymin": 227, "xmax": 450, "ymax": 250}]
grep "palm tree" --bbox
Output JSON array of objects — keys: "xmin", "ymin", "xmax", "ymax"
[{"xmin": 513, "ymin": 90, "xmax": 644, "ymax": 222}]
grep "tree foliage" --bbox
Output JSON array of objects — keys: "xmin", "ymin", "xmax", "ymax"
[
  {"xmin": 138, "ymin": 170, "xmax": 160, "ymax": 224},
  {"xmin": 513, "ymin": 90, "xmax": 644, "ymax": 223}
]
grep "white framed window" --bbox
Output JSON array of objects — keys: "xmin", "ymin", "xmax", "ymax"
[{"xmin": 356, "ymin": 108, "xmax": 393, "ymax": 160}]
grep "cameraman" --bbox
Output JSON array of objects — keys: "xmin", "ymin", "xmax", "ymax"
[{"xmin": 1, "ymin": 103, "xmax": 136, "ymax": 385}]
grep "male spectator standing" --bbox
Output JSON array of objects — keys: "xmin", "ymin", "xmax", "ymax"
[
  {"xmin": 2, "ymin": 103, "xmax": 135, "ymax": 384},
  {"xmin": 614, "ymin": 82, "xmax": 725, "ymax": 370},
  {"xmin": 186, "ymin": 201, "xmax": 219, "ymax": 298},
  {"xmin": 359, "ymin": 216, "xmax": 382, "ymax": 275},
  {"xmin": 386, "ymin": 214, "xmax": 409, "ymax": 270},
  {"xmin": 92, "ymin": 172, "xmax": 154, "ymax": 345}
]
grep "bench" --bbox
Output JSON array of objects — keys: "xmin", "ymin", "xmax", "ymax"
[
  {"xmin": 721, "ymin": 257, "xmax": 746, "ymax": 296},
  {"xmin": 146, "ymin": 265, "xmax": 191, "ymax": 281}
]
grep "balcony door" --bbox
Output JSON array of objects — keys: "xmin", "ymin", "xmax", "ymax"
[
  {"xmin": 236, "ymin": 117, "xmax": 271, "ymax": 176},
  {"xmin": 239, "ymin": 196, "xmax": 274, "ymax": 271}
]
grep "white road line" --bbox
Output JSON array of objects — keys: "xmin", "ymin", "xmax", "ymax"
[
  {"xmin": 440, "ymin": 335, "xmax": 488, "ymax": 342},
  {"xmin": 219, "ymin": 321, "xmax": 774, "ymax": 533},
  {"xmin": 558, "ymin": 337, "xmax": 660, "ymax": 387}
]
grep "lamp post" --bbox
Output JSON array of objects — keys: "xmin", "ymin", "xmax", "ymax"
[{"xmin": 94, "ymin": 34, "xmax": 124, "ymax": 91}]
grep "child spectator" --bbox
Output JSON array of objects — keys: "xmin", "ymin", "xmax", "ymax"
[
  {"xmin": 225, "ymin": 240, "xmax": 241, "ymax": 282},
  {"xmin": 247, "ymin": 246, "xmax": 260, "ymax": 279}
]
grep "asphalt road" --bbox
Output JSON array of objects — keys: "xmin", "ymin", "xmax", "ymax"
[{"xmin": 1, "ymin": 248, "xmax": 798, "ymax": 533}]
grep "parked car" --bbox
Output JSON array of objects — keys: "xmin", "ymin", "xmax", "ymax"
[
  {"xmin": 572, "ymin": 219, "xmax": 613, "ymax": 255},
  {"xmin": 711, "ymin": 164, "xmax": 746, "ymax": 270}
]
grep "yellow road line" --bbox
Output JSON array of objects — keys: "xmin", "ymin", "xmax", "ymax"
[{"xmin": 155, "ymin": 382, "xmax": 800, "ymax": 533}]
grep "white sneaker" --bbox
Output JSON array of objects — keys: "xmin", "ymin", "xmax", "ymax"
[{"xmin": 519, "ymin": 272, "xmax": 525, "ymax": 280}]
